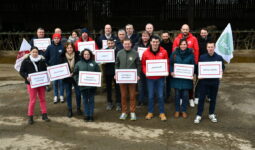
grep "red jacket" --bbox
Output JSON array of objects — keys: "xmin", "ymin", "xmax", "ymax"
[
  {"xmin": 141, "ymin": 46, "xmax": 169, "ymax": 79},
  {"xmin": 74, "ymin": 36, "xmax": 99, "ymax": 52},
  {"xmin": 172, "ymin": 33, "xmax": 199, "ymax": 64}
]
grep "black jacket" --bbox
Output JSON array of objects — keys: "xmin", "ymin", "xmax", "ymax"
[
  {"xmin": 103, "ymin": 47, "xmax": 120, "ymax": 76},
  {"xmin": 197, "ymin": 35, "xmax": 212, "ymax": 57},
  {"xmin": 60, "ymin": 51, "xmax": 80, "ymax": 84},
  {"xmin": 160, "ymin": 40, "xmax": 173, "ymax": 57},
  {"xmin": 19, "ymin": 55, "xmax": 47, "ymax": 84}
]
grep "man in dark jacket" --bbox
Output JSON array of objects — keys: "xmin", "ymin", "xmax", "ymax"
[
  {"xmin": 116, "ymin": 29, "xmax": 126, "ymax": 50},
  {"xmin": 194, "ymin": 42, "xmax": 225, "ymax": 124},
  {"xmin": 45, "ymin": 33, "xmax": 65, "ymax": 104},
  {"xmin": 125, "ymin": 24, "xmax": 139, "ymax": 47},
  {"xmin": 30, "ymin": 27, "xmax": 48, "ymax": 56},
  {"xmin": 104, "ymin": 38, "xmax": 121, "ymax": 111},
  {"xmin": 97, "ymin": 24, "xmax": 117, "ymax": 49}
]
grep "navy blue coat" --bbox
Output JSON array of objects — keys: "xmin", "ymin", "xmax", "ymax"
[
  {"xmin": 97, "ymin": 34, "xmax": 117, "ymax": 49},
  {"xmin": 45, "ymin": 43, "xmax": 64, "ymax": 66},
  {"xmin": 170, "ymin": 48, "xmax": 194, "ymax": 90}
]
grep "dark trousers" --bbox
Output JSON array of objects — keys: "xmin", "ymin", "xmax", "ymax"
[
  {"xmin": 197, "ymin": 80, "xmax": 219, "ymax": 116},
  {"xmin": 64, "ymin": 82, "xmax": 81, "ymax": 110},
  {"xmin": 105, "ymin": 74, "xmax": 121, "ymax": 104}
]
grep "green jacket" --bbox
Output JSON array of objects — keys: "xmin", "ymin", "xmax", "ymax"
[
  {"xmin": 73, "ymin": 59, "xmax": 100, "ymax": 91},
  {"xmin": 115, "ymin": 49, "xmax": 141, "ymax": 75}
]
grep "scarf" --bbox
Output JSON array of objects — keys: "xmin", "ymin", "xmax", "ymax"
[
  {"xmin": 29, "ymin": 55, "xmax": 41, "ymax": 72},
  {"xmin": 65, "ymin": 52, "xmax": 75, "ymax": 72}
]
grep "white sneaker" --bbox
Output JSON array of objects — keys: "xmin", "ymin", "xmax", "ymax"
[
  {"xmin": 180, "ymin": 99, "xmax": 182, "ymax": 105},
  {"xmin": 60, "ymin": 96, "xmax": 64, "ymax": 103},
  {"xmin": 194, "ymin": 115, "xmax": 202, "ymax": 124},
  {"xmin": 119, "ymin": 113, "xmax": 128, "ymax": 120},
  {"xmin": 194, "ymin": 98, "xmax": 199, "ymax": 105},
  {"xmin": 209, "ymin": 114, "xmax": 217, "ymax": 123},
  {"xmin": 130, "ymin": 113, "xmax": 137, "ymax": 121},
  {"xmin": 53, "ymin": 96, "xmax": 58, "ymax": 104},
  {"xmin": 189, "ymin": 99, "xmax": 195, "ymax": 107}
]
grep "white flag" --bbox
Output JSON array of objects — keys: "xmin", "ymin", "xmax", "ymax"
[
  {"xmin": 14, "ymin": 38, "xmax": 31, "ymax": 72},
  {"xmin": 215, "ymin": 23, "xmax": 234, "ymax": 63}
]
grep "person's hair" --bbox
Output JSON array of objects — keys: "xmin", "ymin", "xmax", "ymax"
[
  {"xmin": 179, "ymin": 38, "xmax": 188, "ymax": 46},
  {"xmin": 125, "ymin": 24, "xmax": 133, "ymax": 28},
  {"xmin": 123, "ymin": 38, "xmax": 132, "ymax": 43},
  {"xmin": 118, "ymin": 29, "xmax": 126, "ymax": 34},
  {"xmin": 207, "ymin": 42, "xmax": 215, "ymax": 46},
  {"xmin": 161, "ymin": 31, "xmax": 169, "ymax": 35},
  {"xmin": 80, "ymin": 49, "xmax": 94, "ymax": 60},
  {"xmin": 200, "ymin": 28, "xmax": 208, "ymax": 32},
  {"xmin": 64, "ymin": 42, "xmax": 75, "ymax": 52},
  {"xmin": 30, "ymin": 46, "xmax": 39, "ymax": 51},
  {"xmin": 145, "ymin": 23, "xmax": 154, "ymax": 27},
  {"xmin": 71, "ymin": 29, "xmax": 80, "ymax": 37},
  {"xmin": 37, "ymin": 27, "xmax": 44, "ymax": 32},
  {"xmin": 107, "ymin": 38, "xmax": 115, "ymax": 42},
  {"xmin": 150, "ymin": 35, "xmax": 160, "ymax": 42}
]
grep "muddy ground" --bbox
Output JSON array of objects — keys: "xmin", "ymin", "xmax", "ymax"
[{"xmin": 0, "ymin": 60, "xmax": 255, "ymax": 149}]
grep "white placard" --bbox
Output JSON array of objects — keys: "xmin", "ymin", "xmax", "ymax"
[
  {"xmin": 28, "ymin": 71, "xmax": 50, "ymax": 88},
  {"xmin": 95, "ymin": 49, "xmax": 115, "ymax": 63},
  {"xmin": 78, "ymin": 41, "xmax": 96, "ymax": 52},
  {"xmin": 146, "ymin": 59, "xmax": 168, "ymax": 76},
  {"xmin": 33, "ymin": 38, "xmax": 51, "ymax": 50},
  {"xmin": 102, "ymin": 40, "xmax": 108, "ymax": 49},
  {"xmin": 174, "ymin": 64, "xmax": 194, "ymax": 79},
  {"xmin": 198, "ymin": 61, "xmax": 222, "ymax": 78},
  {"xmin": 137, "ymin": 47, "xmax": 147, "ymax": 60},
  {"xmin": 116, "ymin": 69, "xmax": 137, "ymax": 83},
  {"xmin": 47, "ymin": 63, "xmax": 71, "ymax": 81},
  {"xmin": 78, "ymin": 71, "xmax": 101, "ymax": 87}
]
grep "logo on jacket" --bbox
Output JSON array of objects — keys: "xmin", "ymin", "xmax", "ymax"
[
  {"xmin": 129, "ymin": 57, "xmax": 133, "ymax": 61},
  {"xmin": 58, "ymin": 49, "xmax": 62, "ymax": 53},
  {"xmin": 90, "ymin": 63, "xmax": 94, "ymax": 67}
]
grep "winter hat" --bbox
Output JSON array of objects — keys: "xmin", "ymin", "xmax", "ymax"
[
  {"xmin": 81, "ymin": 28, "xmax": 89, "ymax": 35},
  {"xmin": 52, "ymin": 33, "xmax": 61, "ymax": 39}
]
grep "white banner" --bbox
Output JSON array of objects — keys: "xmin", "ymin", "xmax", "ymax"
[
  {"xmin": 174, "ymin": 64, "xmax": 194, "ymax": 79},
  {"xmin": 146, "ymin": 59, "xmax": 168, "ymax": 76},
  {"xmin": 47, "ymin": 63, "xmax": 71, "ymax": 81},
  {"xmin": 115, "ymin": 69, "xmax": 137, "ymax": 83},
  {"xmin": 198, "ymin": 61, "xmax": 222, "ymax": 78},
  {"xmin": 78, "ymin": 71, "xmax": 102, "ymax": 87},
  {"xmin": 33, "ymin": 38, "xmax": 51, "ymax": 50},
  {"xmin": 95, "ymin": 49, "xmax": 115, "ymax": 63},
  {"xmin": 28, "ymin": 71, "xmax": 50, "ymax": 88}
]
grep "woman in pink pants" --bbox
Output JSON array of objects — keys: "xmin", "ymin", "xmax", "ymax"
[{"xmin": 20, "ymin": 46, "xmax": 50, "ymax": 125}]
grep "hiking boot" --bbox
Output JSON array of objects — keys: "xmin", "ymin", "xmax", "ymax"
[
  {"xmin": 42, "ymin": 113, "xmax": 50, "ymax": 122},
  {"xmin": 67, "ymin": 109, "xmax": 73, "ymax": 118},
  {"xmin": 159, "ymin": 113, "xmax": 167, "ymax": 121},
  {"xmin": 145, "ymin": 113, "xmax": 153, "ymax": 120}
]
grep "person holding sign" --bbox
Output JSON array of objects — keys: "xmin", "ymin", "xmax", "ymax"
[
  {"xmin": 45, "ymin": 33, "xmax": 65, "ymax": 104},
  {"xmin": 73, "ymin": 49, "xmax": 100, "ymax": 122},
  {"xmin": 20, "ymin": 46, "xmax": 50, "ymax": 125},
  {"xmin": 170, "ymin": 39, "xmax": 194, "ymax": 118},
  {"xmin": 115, "ymin": 38, "xmax": 140, "ymax": 121},
  {"xmin": 134, "ymin": 31, "xmax": 150, "ymax": 107},
  {"xmin": 30, "ymin": 27, "xmax": 48, "ymax": 56},
  {"xmin": 60, "ymin": 42, "xmax": 81, "ymax": 118},
  {"xmin": 103, "ymin": 38, "xmax": 121, "ymax": 111},
  {"xmin": 74, "ymin": 28, "xmax": 98, "ymax": 51},
  {"xmin": 194, "ymin": 42, "xmax": 225, "ymax": 124},
  {"xmin": 141, "ymin": 36, "xmax": 169, "ymax": 121},
  {"xmin": 97, "ymin": 24, "xmax": 117, "ymax": 49}
]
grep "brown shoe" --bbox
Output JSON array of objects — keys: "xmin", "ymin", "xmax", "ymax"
[
  {"xmin": 145, "ymin": 113, "xmax": 153, "ymax": 120},
  {"xmin": 182, "ymin": 112, "xmax": 188, "ymax": 118},
  {"xmin": 174, "ymin": 112, "xmax": 180, "ymax": 118},
  {"xmin": 159, "ymin": 113, "xmax": 167, "ymax": 121}
]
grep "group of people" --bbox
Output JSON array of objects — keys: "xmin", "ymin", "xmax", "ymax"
[{"xmin": 19, "ymin": 23, "xmax": 225, "ymax": 125}]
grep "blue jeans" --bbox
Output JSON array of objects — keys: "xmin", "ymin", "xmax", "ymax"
[
  {"xmin": 175, "ymin": 89, "xmax": 189, "ymax": 112},
  {"xmin": 53, "ymin": 80, "xmax": 64, "ymax": 97},
  {"xmin": 64, "ymin": 82, "xmax": 81, "ymax": 110},
  {"xmin": 138, "ymin": 72, "xmax": 147, "ymax": 103},
  {"xmin": 197, "ymin": 80, "xmax": 219, "ymax": 116},
  {"xmin": 147, "ymin": 78, "xmax": 165, "ymax": 114},
  {"xmin": 81, "ymin": 90, "xmax": 95, "ymax": 117}
]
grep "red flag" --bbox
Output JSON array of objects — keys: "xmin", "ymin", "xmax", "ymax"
[{"xmin": 14, "ymin": 38, "xmax": 31, "ymax": 72}]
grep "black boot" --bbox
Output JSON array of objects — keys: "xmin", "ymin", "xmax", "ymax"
[
  {"xmin": 28, "ymin": 116, "xmax": 34, "ymax": 125},
  {"xmin": 67, "ymin": 109, "xmax": 73, "ymax": 118},
  {"xmin": 84, "ymin": 116, "xmax": 90, "ymax": 122},
  {"xmin": 42, "ymin": 113, "xmax": 50, "ymax": 122},
  {"xmin": 77, "ymin": 108, "xmax": 82, "ymax": 116}
]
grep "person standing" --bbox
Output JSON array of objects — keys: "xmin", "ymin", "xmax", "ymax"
[
  {"xmin": 115, "ymin": 39, "xmax": 140, "ymax": 121},
  {"xmin": 60, "ymin": 42, "xmax": 81, "ymax": 118},
  {"xmin": 74, "ymin": 28, "xmax": 98, "ymax": 51},
  {"xmin": 54, "ymin": 27, "xmax": 68, "ymax": 45},
  {"xmin": 194, "ymin": 42, "xmax": 225, "ymax": 124},
  {"xmin": 145, "ymin": 23, "xmax": 154, "ymax": 36},
  {"xmin": 142, "ymin": 36, "xmax": 169, "ymax": 121},
  {"xmin": 116, "ymin": 29, "xmax": 126, "ymax": 50},
  {"xmin": 125, "ymin": 24, "xmax": 139, "ymax": 47},
  {"xmin": 45, "ymin": 33, "xmax": 65, "ymax": 103},
  {"xmin": 67, "ymin": 29, "xmax": 80, "ymax": 44},
  {"xmin": 160, "ymin": 31, "xmax": 173, "ymax": 103},
  {"xmin": 97, "ymin": 24, "xmax": 117, "ymax": 49},
  {"xmin": 104, "ymin": 38, "xmax": 121, "ymax": 111},
  {"xmin": 30, "ymin": 27, "xmax": 48, "ymax": 56},
  {"xmin": 172, "ymin": 24, "xmax": 199, "ymax": 107},
  {"xmin": 74, "ymin": 49, "xmax": 101, "ymax": 122},
  {"xmin": 19, "ymin": 46, "xmax": 50, "ymax": 124},
  {"xmin": 170, "ymin": 39, "xmax": 194, "ymax": 118}
]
